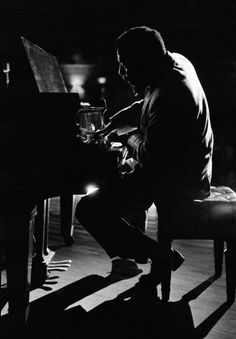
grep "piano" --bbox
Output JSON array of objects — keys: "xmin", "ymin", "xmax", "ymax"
[{"xmin": 0, "ymin": 37, "xmax": 119, "ymax": 331}]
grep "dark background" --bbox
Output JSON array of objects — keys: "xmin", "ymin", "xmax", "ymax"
[
  {"xmin": 1, "ymin": 0, "xmax": 236, "ymax": 185},
  {"xmin": 1, "ymin": 1, "xmax": 236, "ymax": 106},
  {"xmin": 1, "ymin": 0, "xmax": 235, "ymax": 59}
]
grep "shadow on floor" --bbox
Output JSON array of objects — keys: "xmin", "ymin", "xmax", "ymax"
[
  {"xmin": 1, "ymin": 264, "xmax": 234, "ymax": 339},
  {"xmin": 195, "ymin": 301, "xmax": 234, "ymax": 338},
  {"xmin": 27, "ymin": 282, "xmax": 195, "ymax": 339},
  {"xmin": 181, "ymin": 274, "xmax": 221, "ymax": 303},
  {"xmin": 181, "ymin": 274, "xmax": 234, "ymax": 338}
]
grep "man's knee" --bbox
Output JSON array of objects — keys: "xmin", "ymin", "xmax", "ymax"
[
  {"xmin": 75, "ymin": 195, "xmax": 92, "ymax": 224},
  {"xmin": 75, "ymin": 191, "xmax": 106, "ymax": 223}
]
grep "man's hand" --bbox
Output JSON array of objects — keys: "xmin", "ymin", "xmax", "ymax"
[
  {"xmin": 94, "ymin": 122, "xmax": 114, "ymax": 138},
  {"xmin": 94, "ymin": 123, "xmax": 131, "ymax": 144},
  {"xmin": 92, "ymin": 122, "xmax": 116, "ymax": 144},
  {"xmin": 126, "ymin": 133, "xmax": 143, "ymax": 148}
]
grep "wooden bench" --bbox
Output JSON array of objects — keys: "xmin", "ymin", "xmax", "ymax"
[{"xmin": 158, "ymin": 186, "xmax": 236, "ymax": 302}]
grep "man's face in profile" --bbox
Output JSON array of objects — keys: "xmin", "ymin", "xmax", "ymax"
[{"xmin": 117, "ymin": 51, "xmax": 147, "ymax": 96}]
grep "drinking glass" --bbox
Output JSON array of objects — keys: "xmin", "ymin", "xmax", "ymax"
[{"xmin": 75, "ymin": 106, "xmax": 105, "ymax": 144}]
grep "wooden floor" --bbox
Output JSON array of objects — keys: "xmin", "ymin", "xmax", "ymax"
[{"xmin": 1, "ymin": 195, "xmax": 236, "ymax": 338}]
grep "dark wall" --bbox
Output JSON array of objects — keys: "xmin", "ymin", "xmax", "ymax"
[
  {"xmin": 0, "ymin": 1, "xmax": 235, "ymax": 59},
  {"xmin": 1, "ymin": 1, "xmax": 235, "ymax": 108},
  {"xmin": 1, "ymin": 1, "xmax": 236, "ymax": 185}
]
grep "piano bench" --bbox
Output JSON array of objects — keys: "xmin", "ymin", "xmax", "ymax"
[{"xmin": 157, "ymin": 186, "xmax": 236, "ymax": 302}]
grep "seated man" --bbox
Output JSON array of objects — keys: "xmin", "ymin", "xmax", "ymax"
[{"xmin": 76, "ymin": 26, "xmax": 214, "ymax": 296}]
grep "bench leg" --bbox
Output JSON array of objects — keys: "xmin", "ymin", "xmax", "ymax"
[
  {"xmin": 225, "ymin": 240, "xmax": 236, "ymax": 302},
  {"xmin": 214, "ymin": 239, "xmax": 224, "ymax": 277}
]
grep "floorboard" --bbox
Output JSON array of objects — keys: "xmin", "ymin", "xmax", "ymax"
[{"xmin": 1, "ymin": 195, "xmax": 236, "ymax": 338}]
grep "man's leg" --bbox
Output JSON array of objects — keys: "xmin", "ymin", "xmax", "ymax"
[
  {"xmin": 75, "ymin": 182, "xmax": 155, "ymax": 261},
  {"xmin": 75, "ymin": 169, "xmax": 159, "ymax": 259},
  {"xmin": 124, "ymin": 210, "xmax": 148, "ymax": 232},
  {"xmin": 75, "ymin": 173, "xmax": 184, "ymax": 294},
  {"xmin": 123, "ymin": 210, "xmax": 148, "ymax": 263}
]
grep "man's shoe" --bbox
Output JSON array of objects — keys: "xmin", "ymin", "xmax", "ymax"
[
  {"xmin": 110, "ymin": 258, "xmax": 142, "ymax": 279},
  {"xmin": 149, "ymin": 248, "xmax": 184, "ymax": 281},
  {"xmin": 117, "ymin": 249, "xmax": 184, "ymax": 300},
  {"xmin": 134, "ymin": 255, "xmax": 149, "ymax": 264},
  {"xmin": 171, "ymin": 248, "xmax": 185, "ymax": 271}
]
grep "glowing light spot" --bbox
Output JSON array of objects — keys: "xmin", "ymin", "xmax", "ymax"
[
  {"xmin": 86, "ymin": 185, "xmax": 99, "ymax": 195},
  {"xmin": 97, "ymin": 76, "xmax": 107, "ymax": 84}
]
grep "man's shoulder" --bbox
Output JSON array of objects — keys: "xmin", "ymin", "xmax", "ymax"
[
  {"xmin": 164, "ymin": 52, "xmax": 199, "ymax": 92},
  {"xmin": 168, "ymin": 51, "xmax": 193, "ymax": 67}
]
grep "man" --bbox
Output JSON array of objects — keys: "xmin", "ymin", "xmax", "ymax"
[{"xmin": 76, "ymin": 26, "xmax": 213, "ymax": 295}]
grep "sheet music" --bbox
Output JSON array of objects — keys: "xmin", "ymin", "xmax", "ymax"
[{"xmin": 21, "ymin": 36, "xmax": 67, "ymax": 93}]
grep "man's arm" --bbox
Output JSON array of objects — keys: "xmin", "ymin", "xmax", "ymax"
[
  {"xmin": 109, "ymin": 99, "xmax": 143, "ymax": 136},
  {"xmin": 96, "ymin": 100, "xmax": 143, "ymax": 137},
  {"xmin": 125, "ymin": 96, "xmax": 178, "ymax": 166}
]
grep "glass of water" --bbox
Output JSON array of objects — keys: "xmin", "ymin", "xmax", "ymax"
[{"xmin": 75, "ymin": 106, "xmax": 105, "ymax": 144}]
